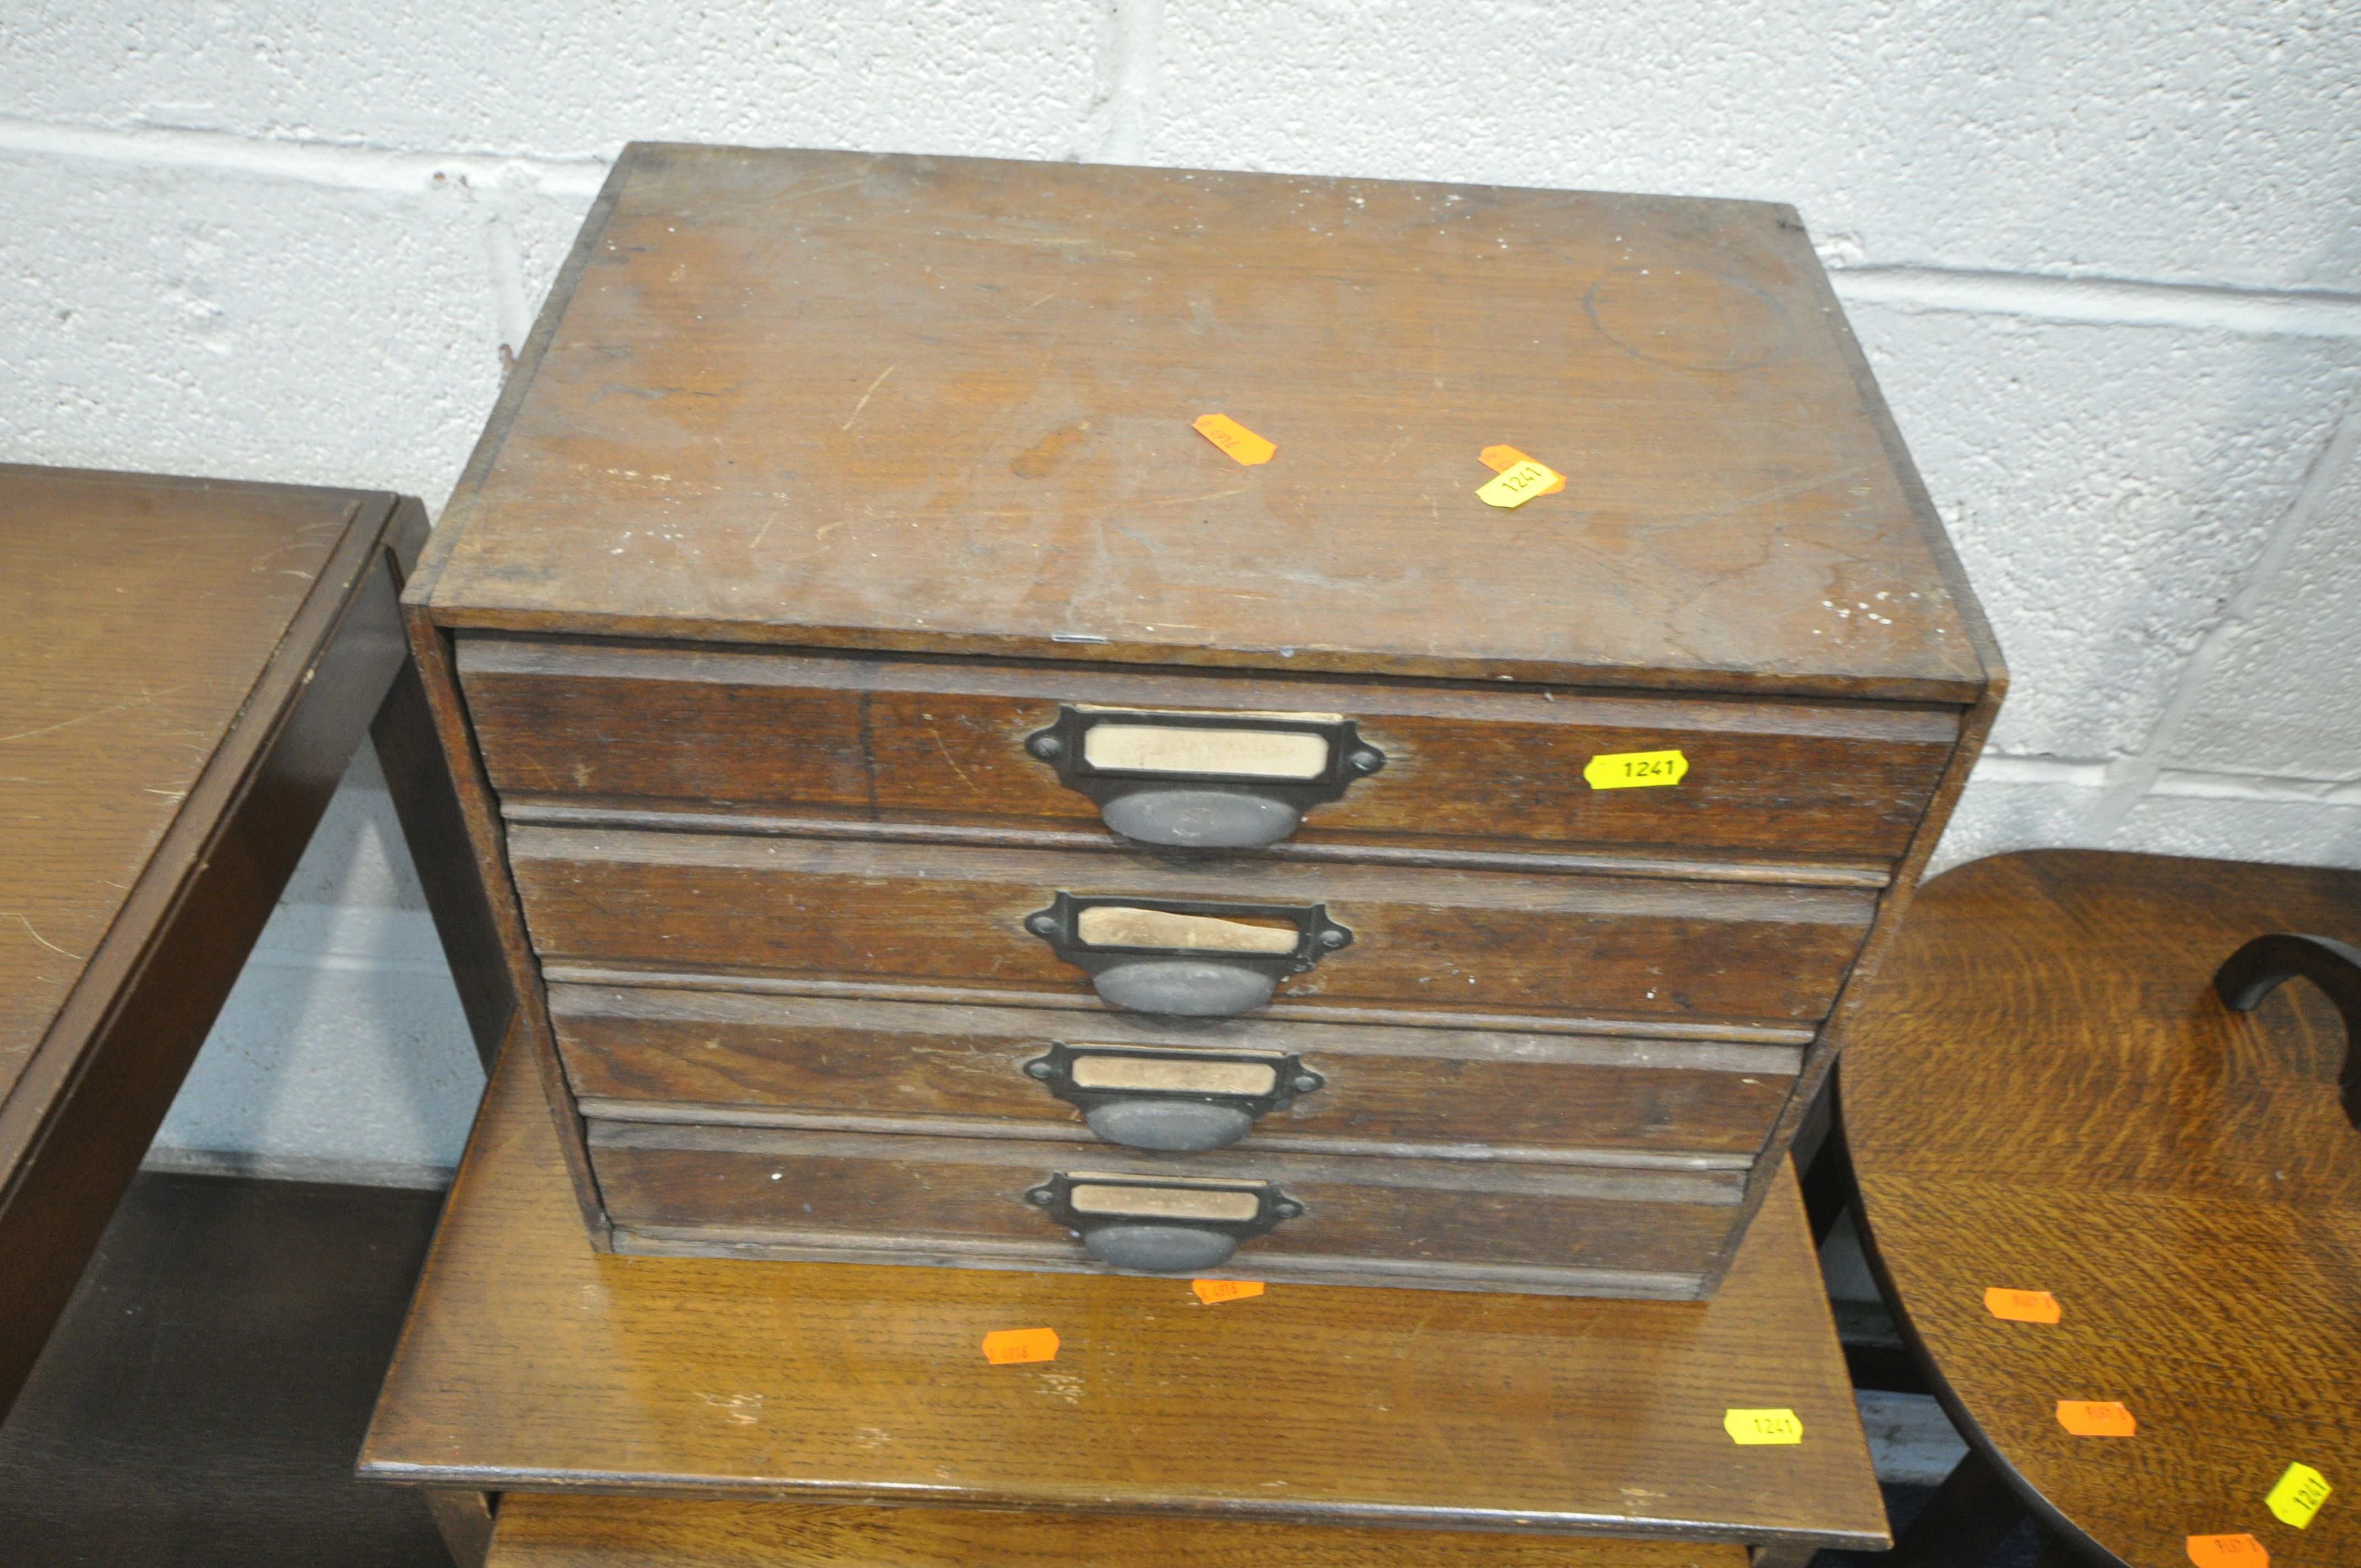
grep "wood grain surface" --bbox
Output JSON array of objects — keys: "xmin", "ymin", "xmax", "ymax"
[
  {"xmin": 507, "ymin": 827, "xmax": 1875, "ymax": 1026},
  {"xmin": 458, "ymin": 636, "xmax": 1960, "ymax": 868},
  {"xmin": 485, "ymin": 1495, "xmax": 1750, "ymax": 1567},
  {"xmin": 551, "ymin": 986, "xmax": 1798, "ymax": 1164},
  {"xmin": 0, "ymin": 466, "xmax": 361, "ymax": 1096},
  {"xmin": 405, "ymin": 147, "xmax": 2000, "ymax": 1303},
  {"xmin": 422, "ymin": 145, "xmax": 1987, "ymax": 703},
  {"xmin": 0, "ymin": 465, "xmax": 414, "ymax": 1415},
  {"xmin": 361, "ymin": 1034, "xmax": 1887, "ymax": 1553},
  {"xmin": 1841, "ymin": 850, "xmax": 2361, "ymax": 1567},
  {"xmin": 405, "ymin": 600, "xmax": 615, "ymax": 1247},
  {"xmin": 589, "ymin": 1119, "xmax": 1740, "ymax": 1295}
]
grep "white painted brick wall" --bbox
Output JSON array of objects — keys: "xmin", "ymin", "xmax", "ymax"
[{"xmin": 4, "ymin": 2, "xmax": 2355, "ymax": 1183}]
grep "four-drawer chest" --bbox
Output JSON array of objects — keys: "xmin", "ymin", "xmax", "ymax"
[{"xmin": 402, "ymin": 143, "xmax": 2002, "ymax": 1298}]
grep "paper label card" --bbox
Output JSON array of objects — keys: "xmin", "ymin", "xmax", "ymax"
[
  {"xmin": 1192, "ymin": 1280, "xmax": 1266, "ymax": 1304},
  {"xmin": 1477, "ymin": 459, "xmax": 1562, "ymax": 509},
  {"xmin": 2055, "ymin": 1400, "xmax": 2136, "ymax": 1437},
  {"xmin": 1723, "ymin": 1408, "xmax": 1803, "ymax": 1445},
  {"xmin": 1193, "ymin": 413, "xmax": 1276, "ymax": 465},
  {"xmin": 2266, "ymin": 1463, "xmax": 2330, "ymax": 1529},
  {"xmin": 1985, "ymin": 1288, "xmax": 2062, "ymax": 1324},
  {"xmin": 981, "ymin": 1328, "xmax": 1060, "ymax": 1365},
  {"xmin": 2186, "ymin": 1535, "xmax": 2269, "ymax": 1568},
  {"xmin": 1584, "ymin": 749, "xmax": 1689, "ymax": 790}
]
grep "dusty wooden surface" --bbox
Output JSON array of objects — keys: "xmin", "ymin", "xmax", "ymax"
[
  {"xmin": 590, "ymin": 1119, "xmax": 1740, "ymax": 1296},
  {"xmin": 0, "ymin": 464, "xmax": 415, "ymax": 1415},
  {"xmin": 404, "ymin": 145, "xmax": 2001, "ymax": 1295},
  {"xmin": 0, "ymin": 466, "xmax": 360, "ymax": 1096},
  {"xmin": 1843, "ymin": 850, "xmax": 2361, "ymax": 1566},
  {"xmin": 485, "ymin": 1495, "xmax": 1751, "ymax": 1567},
  {"xmin": 423, "ymin": 145, "xmax": 1985, "ymax": 703},
  {"xmin": 459, "ymin": 636, "xmax": 1958, "ymax": 869},
  {"xmin": 508, "ymin": 827, "xmax": 1875, "ymax": 1027},
  {"xmin": 551, "ymin": 986, "xmax": 1799, "ymax": 1163},
  {"xmin": 361, "ymin": 1041, "xmax": 1886, "ymax": 1551}
]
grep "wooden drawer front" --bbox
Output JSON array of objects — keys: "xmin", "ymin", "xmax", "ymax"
[
  {"xmin": 459, "ymin": 638, "xmax": 1959, "ymax": 865},
  {"xmin": 487, "ymin": 1498, "xmax": 1754, "ymax": 1568},
  {"xmin": 512, "ymin": 828, "xmax": 1876, "ymax": 1028},
  {"xmin": 553, "ymin": 986, "xmax": 1799, "ymax": 1165},
  {"xmin": 588, "ymin": 1123, "xmax": 1743, "ymax": 1297}
]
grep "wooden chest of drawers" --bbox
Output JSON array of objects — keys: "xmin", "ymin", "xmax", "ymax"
[{"xmin": 404, "ymin": 143, "xmax": 2002, "ymax": 1297}]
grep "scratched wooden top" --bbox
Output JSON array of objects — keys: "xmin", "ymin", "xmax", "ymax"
[
  {"xmin": 0, "ymin": 466, "xmax": 360, "ymax": 1109},
  {"xmin": 421, "ymin": 145, "xmax": 1991, "ymax": 703},
  {"xmin": 361, "ymin": 1034, "xmax": 1886, "ymax": 1550},
  {"xmin": 1843, "ymin": 851, "xmax": 2361, "ymax": 1565}
]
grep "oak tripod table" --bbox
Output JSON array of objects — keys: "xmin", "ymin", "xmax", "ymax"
[
  {"xmin": 361, "ymin": 1032, "xmax": 1890, "ymax": 1567},
  {"xmin": 1840, "ymin": 850, "xmax": 2361, "ymax": 1566},
  {"xmin": 0, "ymin": 464, "xmax": 509, "ymax": 1422}
]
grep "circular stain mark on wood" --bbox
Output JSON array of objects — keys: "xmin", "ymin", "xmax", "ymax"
[{"xmin": 1585, "ymin": 266, "xmax": 1791, "ymax": 371}]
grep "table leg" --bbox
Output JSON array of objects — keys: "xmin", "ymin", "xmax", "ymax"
[
  {"xmin": 424, "ymin": 1488, "xmax": 497, "ymax": 1568},
  {"xmin": 1886, "ymin": 1449, "xmax": 2030, "ymax": 1566},
  {"xmin": 369, "ymin": 652, "xmax": 515, "ymax": 1069}
]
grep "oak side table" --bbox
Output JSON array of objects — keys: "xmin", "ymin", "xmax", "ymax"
[
  {"xmin": 361, "ymin": 1030, "xmax": 1889, "ymax": 1567},
  {"xmin": 1841, "ymin": 850, "xmax": 2360, "ymax": 1566},
  {"xmin": 0, "ymin": 463, "xmax": 508, "ymax": 1420}
]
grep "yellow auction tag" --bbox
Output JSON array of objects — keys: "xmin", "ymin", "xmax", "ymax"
[
  {"xmin": 2266, "ymin": 1462, "xmax": 2331, "ymax": 1529},
  {"xmin": 1192, "ymin": 1280, "xmax": 1265, "ymax": 1304},
  {"xmin": 1724, "ymin": 1408, "xmax": 1803, "ymax": 1445},
  {"xmin": 1584, "ymin": 749, "xmax": 1689, "ymax": 790},
  {"xmin": 1476, "ymin": 459, "xmax": 1561, "ymax": 508}
]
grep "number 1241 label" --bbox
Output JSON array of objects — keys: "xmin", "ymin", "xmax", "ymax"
[
  {"xmin": 1724, "ymin": 1408, "xmax": 1803, "ymax": 1445},
  {"xmin": 1585, "ymin": 749, "xmax": 1689, "ymax": 790}
]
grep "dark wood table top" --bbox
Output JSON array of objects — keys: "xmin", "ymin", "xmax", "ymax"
[
  {"xmin": 2, "ymin": 467, "xmax": 366, "ymax": 1092},
  {"xmin": 364, "ymin": 1032, "xmax": 1888, "ymax": 1557},
  {"xmin": 1842, "ymin": 849, "xmax": 2361, "ymax": 1566},
  {"xmin": 0, "ymin": 464, "xmax": 423, "ymax": 1416}
]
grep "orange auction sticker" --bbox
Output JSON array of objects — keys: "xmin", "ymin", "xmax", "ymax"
[
  {"xmin": 2186, "ymin": 1534, "xmax": 2269, "ymax": 1568},
  {"xmin": 1192, "ymin": 413, "xmax": 1276, "ymax": 465},
  {"xmin": 1193, "ymin": 1280, "xmax": 1266, "ymax": 1304},
  {"xmin": 1985, "ymin": 1288, "xmax": 2062, "ymax": 1324},
  {"xmin": 981, "ymin": 1328, "xmax": 1060, "ymax": 1365},
  {"xmin": 2056, "ymin": 1400, "xmax": 2136, "ymax": 1437}
]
